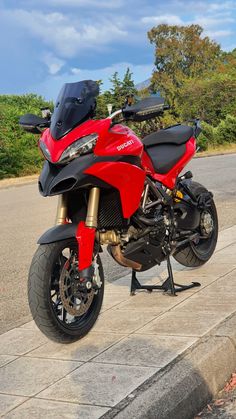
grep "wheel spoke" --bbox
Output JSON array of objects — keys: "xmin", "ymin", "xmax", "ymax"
[{"xmin": 62, "ymin": 307, "xmax": 67, "ymax": 322}]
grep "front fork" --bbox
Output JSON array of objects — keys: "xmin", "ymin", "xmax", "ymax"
[{"xmin": 56, "ymin": 188, "xmax": 100, "ymax": 277}]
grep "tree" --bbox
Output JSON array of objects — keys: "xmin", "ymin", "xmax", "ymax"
[
  {"xmin": 177, "ymin": 46, "xmax": 236, "ymax": 125},
  {"xmin": 95, "ymin": 68, "xmax": 137, "ymax": 118},
  {"xmin": 148, "ymin": 24, "xmax": 221, "ymax": 113},
  {"xmin": 178, "ymin": 73, "xmax": 236, "ymax": 125},
  {"xmin": 109, "ymin": 68, "xmax": 137, "ymax": 110},
  {"xmin": 219, "ymin": 48, "xmax": 236, "ymax": 78},
  {"xmin": 121, "ymin": 67, "xmax": 137, "ymax": 99}
]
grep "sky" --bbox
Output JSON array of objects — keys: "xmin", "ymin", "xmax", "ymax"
[{"xmin": 0, "ymin": 0, "xmax": 235, "ymax": 100}]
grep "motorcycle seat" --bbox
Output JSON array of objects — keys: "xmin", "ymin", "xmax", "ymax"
[
  {"xmin": 142, "ymin": 125, "xmax": 194, "ymax": 174},
  {"xmin": 142, "ymin": 125, "xmax": 194, "ymax": 147}
]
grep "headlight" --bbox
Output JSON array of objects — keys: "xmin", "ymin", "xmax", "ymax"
[
  {"xmin": 58, "ymin": 133, "xmax": 98, "ymax": 164},
  {"xmin": 39, "ymin": 141, "xmax": 52, "ymax": 161}
]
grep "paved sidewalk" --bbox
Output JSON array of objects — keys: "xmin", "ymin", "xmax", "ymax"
[{"xmin": 0, "ymin": 226, "xmax": 236, "ymax": 418}]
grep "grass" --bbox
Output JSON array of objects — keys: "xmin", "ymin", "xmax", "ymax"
[{"xmin": 197, "ymin": 143, "xmax": 236, "ymax": 157}]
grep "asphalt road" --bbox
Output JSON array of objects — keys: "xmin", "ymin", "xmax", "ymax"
[{"xmin": 0, "ymin": 154, "xmax": 235, "ymax": 334}]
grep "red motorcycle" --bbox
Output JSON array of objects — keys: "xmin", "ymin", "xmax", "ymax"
[{"xmin": 20, "ymin": 80, "xmax": 218, "ymax": 343}]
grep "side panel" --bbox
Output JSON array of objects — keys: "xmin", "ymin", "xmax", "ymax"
[
  {"xmin": 85, "ymin": 162, "xmax": 146, "ymax": 218},
  {"xmin": 141, "ymin": 150, "xmax": 156, "ymax": 176},
  {"xmin": 152, "ymin": 137, "xmax": 196, "ymax": 189}
]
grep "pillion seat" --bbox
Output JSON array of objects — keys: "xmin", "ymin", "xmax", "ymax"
[{"xmin": 142, "ymin": 125, "xmax": 194, "ymax": 174}]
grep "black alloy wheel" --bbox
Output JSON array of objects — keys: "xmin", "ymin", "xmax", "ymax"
[{"xmin": 28, "ymin": 238, "xmax": 104, "ymax": 343}]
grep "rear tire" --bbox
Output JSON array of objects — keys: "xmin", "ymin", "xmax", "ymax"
[
  {"xmin": 173, "ymin": 181, "xmax": 218, "ymax": 267},
  {"xmin": 28, "ymin": 239, "xmax": 104, "ymax": 343}
]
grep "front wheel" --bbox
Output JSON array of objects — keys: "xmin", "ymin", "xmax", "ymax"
[
  {"xmin": 173, "ymin": 181, "xmax": 218, "ymax": 267},
  {"xmin": 28, "ymin": 239, "xmax": 104, "ymax": 343}
]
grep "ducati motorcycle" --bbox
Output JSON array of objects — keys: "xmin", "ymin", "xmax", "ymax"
[{"xmin": 19, "ymin": 80, "xmax": 218, "ymax": 343}]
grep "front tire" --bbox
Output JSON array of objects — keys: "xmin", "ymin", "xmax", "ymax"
[
  {"xmin": 28, "ymin": 239, "xmax": 104, "ymax": 343},
  {"xmin": 173, "ymin": 181, "xmax": 218, "ymax": 267}
]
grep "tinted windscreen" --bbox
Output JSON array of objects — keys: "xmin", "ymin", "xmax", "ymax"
[{"xmin": 50, "ymin": 80, "xmax": 99, "ymax": 140}]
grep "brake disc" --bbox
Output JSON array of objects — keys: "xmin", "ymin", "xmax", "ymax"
[
  {"xmin": 200, "ymin": 211, "xmax": 214, "ymax": 236},
  {"xmin": 59, "ymin": 265, "xmax": 95, "ymax": 317}
]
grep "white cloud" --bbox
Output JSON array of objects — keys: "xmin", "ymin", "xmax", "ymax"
[
  {"xmin": 42, "ymin": 52, "xmax": 65, "ymax": 74},
  {"xmin": 208, "ymin": 1, "xmax": 236, "ymax": 11},
  {"xmin": 3, "ymin": 9, "xmax": 127, "ymax": 58},
  {"xmin": 142, "ymin": 14, "xmax": 184, "ymax": 26},
  {"xmin": 71, "ymin": 67, "xmax": 82, "ymax": 75},
  {"xmin": 174, "ymin": 0, "xmax": 236, "ymax": 13},
  {"xmin": 205, "ymin": 29, "xmax": 234, "ymax": 38},
  {"xmin": 194, "ymin": 16, "xmax": 235, "ymax": 28}
]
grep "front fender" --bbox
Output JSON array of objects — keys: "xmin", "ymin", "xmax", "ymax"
[{"xmin": 37, "ymin": 224, "xmax": 77, "ymax": 244}]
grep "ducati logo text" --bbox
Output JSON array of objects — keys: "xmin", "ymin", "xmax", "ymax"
[{"xmin": 117, "ymin": 140, "xmax": 134, "ymax": 151}]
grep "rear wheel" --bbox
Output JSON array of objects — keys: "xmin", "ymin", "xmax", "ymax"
[
  {"xmin": 28, "ymin": 239, "xmax": 104, "ymax": 343},
  {"xmin": 173, "ymin": 181, "xmax": 218, "ymax": 267}
]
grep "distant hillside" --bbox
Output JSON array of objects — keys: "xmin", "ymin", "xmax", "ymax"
[{"xmin": 135, "ymin": 78, "xmax": 151, "ymax": 91}]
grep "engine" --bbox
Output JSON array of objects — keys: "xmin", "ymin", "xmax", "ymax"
[{"xmin": 107, "ymin": 204, "xmax": 168, "ymax": 272}]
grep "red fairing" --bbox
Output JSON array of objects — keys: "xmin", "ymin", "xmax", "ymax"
[
  {"xmin": 40, "ymin": 119, "xmax": 112, "ymax": 163},
  {"xmin": 85, "ymin": 162, "xmax": 146, "ymax": 218},
  {"xmin": 94, "ymin": 124, "xmax": 143, "ymax": 157},
  {"xmin": 152, "ymin": 137, "xmax": 196, "ymax": 189},
  {"xmin": 40, "ymin": 120, "xmax": 143, "ymax": 163},
  {"xmin": 141, "ymin": 151, "xmax": 156, "ymax": 175},
  {"xmin": 76, "ymin": 221, "xmax": 96, "ymax": 270}
]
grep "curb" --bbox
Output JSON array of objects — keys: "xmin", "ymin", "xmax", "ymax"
[
  {"xmin": 0, "ymin": 174, "xmax": 39, "ymax": 190},
  {"xmin": 101, "ymin": 312, "xmax": 236, "ymax": 419},
  {"xmin": 194, "ymin": 151, "xmax": 236, "ymax": 159}
]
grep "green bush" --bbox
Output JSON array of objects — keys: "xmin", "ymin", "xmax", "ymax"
[
  {"xmin": 178, "ymin": 74, "xmax": 236, "ymax": 126},
  {"xmin": 196, "ymin": 115, "xmax": 236, "ymax": 151},
  {"xmin": 197, "ymin": 121, "xmax": 216, "ymax": 150},
  {"xmin": 0, "ymin": 94, "xmax": 52, "ymax": 179},
  {"xmin": 197, "ymin": 133, "xmax": 208, "ymax": 151},
  {"xmin": 215, "ymin": 115, "xmax": 236, "ymax": 144}
]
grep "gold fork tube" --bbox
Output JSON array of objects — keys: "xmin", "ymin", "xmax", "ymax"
[
  {"xmin": 86, "ymin": 187, "xmax": 100, "ymax": 228},
  {"xmin": 55, "ymin": 194, "xmax": 68, "ymax": 225}
]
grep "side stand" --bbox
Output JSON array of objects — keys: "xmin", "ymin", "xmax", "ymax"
[{"xmin": 130, "ymin": 255, "xmax": 201, "ymax": 296}]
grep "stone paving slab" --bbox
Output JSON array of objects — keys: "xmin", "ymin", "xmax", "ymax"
[
  {"xmin": 92, "ymin": 334, "xmax": 197, "ymax": 367},
  {"xmin": 0, "ymin": 357, "xmax": 81, "ymax": 397},
  {"xmin": 0, "ymin": 394, "xmax": 28, "ymax": 417},
  {"xmin": 0, "ymin": 356, "xmax": 17, "ymax": 368},
  {"xmin": 0, "ymin": 224, "xmax": 236, "ymax": 418},
  {"xmin": 37, "ymin": 362, "xmax": 156, "ymax": 407},
  {"xmin": 135, "ymin": 310, "xmax": 226, "ymax": 337},
  {"xmin": 0, "ymin": 328, "xmax": 47, "ymax": 356},
  {"xmin": 3, "ymin": 399, "xmax": 109, "ymax": 419},
  {"xmin": 27, "ymin": 332, "xmax": 126, "ymax": 362}
]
